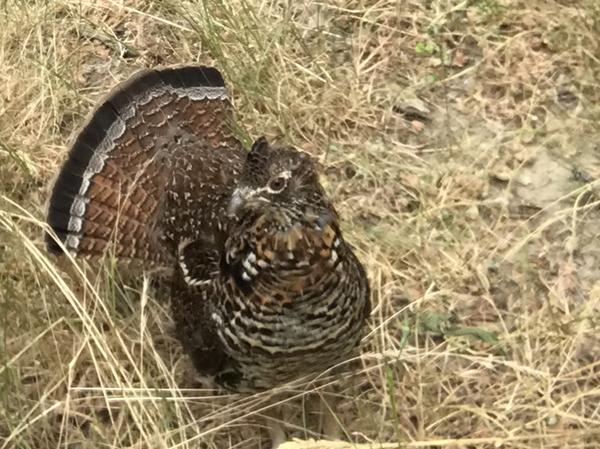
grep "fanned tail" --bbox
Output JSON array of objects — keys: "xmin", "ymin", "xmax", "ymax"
[{"xmin": 46, "ymin": 66, "xmax": 238, "ymax": 263}]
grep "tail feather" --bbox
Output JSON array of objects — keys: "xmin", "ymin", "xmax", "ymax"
[{"xmin": 46, "ymin": 65, "xmax": 238, "ymax": 264}]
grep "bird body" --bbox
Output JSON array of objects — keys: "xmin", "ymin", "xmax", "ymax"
[{"xmin": 46, "ymin": 66, "xmax": 370, "ymax": 393}]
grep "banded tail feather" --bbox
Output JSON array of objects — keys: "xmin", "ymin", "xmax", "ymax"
[{"xmin": 46, "ymin": 65, "xmax": 239, "ymax": 262}]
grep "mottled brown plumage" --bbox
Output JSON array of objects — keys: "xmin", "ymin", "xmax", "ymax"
[{"xmin": 46, "ymin": 66, "xmax": 370, "ymax": 392}]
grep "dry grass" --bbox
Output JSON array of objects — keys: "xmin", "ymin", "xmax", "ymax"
[{"xmin": 1, "ymin": 0, "xmax": 600, "ymax": 448}]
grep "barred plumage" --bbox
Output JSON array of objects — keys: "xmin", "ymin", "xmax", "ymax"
[{"xmin": 46, "ymin": 66, "xmax": 370, "ymax": 393}]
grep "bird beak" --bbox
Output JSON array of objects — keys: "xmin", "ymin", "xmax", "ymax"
[{"xmin": 227, "ymin": 189, "xmax": 245, "ymax": 217}]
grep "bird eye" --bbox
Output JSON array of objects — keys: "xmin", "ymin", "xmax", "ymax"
[{"xmin": 267, "ymin": 176, "xmax": 287, "ymax": 193}]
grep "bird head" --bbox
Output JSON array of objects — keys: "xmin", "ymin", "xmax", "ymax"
[
  {"xmin": 227, "ymin": 136, "xmax": 333, "ymax": 226},
  {"xmin": 224, "ymin": 137, "xmax": 343, "ymax": 294}
]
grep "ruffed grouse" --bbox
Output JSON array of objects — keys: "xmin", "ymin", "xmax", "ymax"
[{"xmin": 46, "ymin": 66, "xmax": 370, "ymax": 393}]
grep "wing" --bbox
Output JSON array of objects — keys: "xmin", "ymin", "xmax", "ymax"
[
  {"xmin": 170, "ymin": 266, "xmax": 231, "ymax": 379},
  {"xmin": 46, "ymin": 65, "xmax": 244, "ymax": 265}
]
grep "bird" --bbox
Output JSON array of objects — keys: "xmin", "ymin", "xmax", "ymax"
[{"xmin": 46, "ymin": 65, "xmax": 371, "ymax": 395}]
